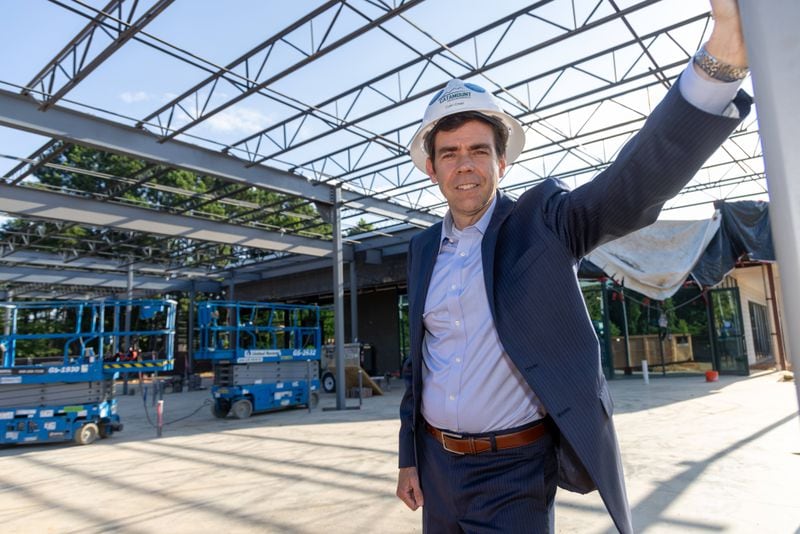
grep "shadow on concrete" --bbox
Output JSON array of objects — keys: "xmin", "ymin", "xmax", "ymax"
[
  {"xmin": 1, "ymin": 371, "xmax": 791, "ymax": 457},
  {"xmin": 0, "ymin": 384, "xmax": 406, "ymax": 456},
  {"xmin": 622, "ymin": 412, "xmax": 796, "ymax": 533},
  {"xmin": 8, "ymin": 453, "xmax": 300, "ymax": 534},
  {"xmin": 607, "ymin": 370, "xmax": 786, "ymax": 415}
]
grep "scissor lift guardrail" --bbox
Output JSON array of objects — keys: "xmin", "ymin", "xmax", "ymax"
[
  {"xmin": 192, "ymin": 301, "xmax": 321, "ymax": 419},
  {"xmin": 0, "ymin": 299, "xmax": 176, "ymax": 445}
]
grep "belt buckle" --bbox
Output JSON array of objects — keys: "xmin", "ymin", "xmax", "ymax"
[{"xmin": 440, "ymin": 430, "xmax": 466, "ymax": 455}]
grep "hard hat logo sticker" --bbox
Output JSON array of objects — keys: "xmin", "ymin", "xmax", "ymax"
[
  {"xmin": 463, "ymin": 83, "xmax": 486, "ymax": 93},
  {"xmin": 438, "ymin": 88, "xmax": 472, "ymax": 104}
]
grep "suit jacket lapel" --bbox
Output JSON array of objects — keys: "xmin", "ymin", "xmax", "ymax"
[
  {"xmin": 481, "ymin": 191, "xmax": 514, "ymax": 322},
  {"xmin": 416, "ymin": 229, "xmax": 440, "ymax": 306},
  {"xmin": 411, "ymin": 224, "xmax": 442, "ymax": 359}
]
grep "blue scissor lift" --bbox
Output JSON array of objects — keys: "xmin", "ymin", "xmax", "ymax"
[
  {"xmin": 0, "ymin": 299, "xmax": 176, "ymax": 446},
  {"xmin": 193, "ymin": 301, "xmax": 321, "ymax": 419}
]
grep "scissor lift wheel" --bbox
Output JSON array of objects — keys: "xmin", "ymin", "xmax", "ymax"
[
  {"xmin": 212, "ymin": 399, "xmax": 231, "ymax": 418},
  {"xmin": 231, "ymin": 399, "xmax": 253, "ymax": 419},
  {"xmin": 74, "ymin": 423, "xmax": 99, "ymax": 445}
]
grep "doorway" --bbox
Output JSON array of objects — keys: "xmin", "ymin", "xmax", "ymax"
[{"xmin": 709, "ymin": 287, "xmax": 749, "ymax": 375}]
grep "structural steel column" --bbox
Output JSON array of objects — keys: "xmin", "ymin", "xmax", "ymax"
[
  {"xmin": 124, "ymin": 265, "xmax": 133, "ymax": 351},
  {"xmin": 765, "ymin": 264, "xmax": 787, "ymax": 370},
  {"xmin": 227, "ymin": 279, "xmax": 235, "ymax": 302},
  {"xmin": 122, "ymin": 265, "xmax": 133, "ymax": 395},
  {"xmin": 332, "ymin": 187, "xmax": 347, "ymax": 409},
  {"xmin": 600, "ymin": 281, "xmax": 614, "ymax": 379},
  {"xmin": 2, "ymin": 289, "xmax": 11, "ymax": 337},
  {"xmin": 187, "ymin": 281, "xmax": 196, "ymax": 381},
  {"xmin": 619, "ymin": 286, "xmax": 632, "ymax": 374},
  {"xmin": 2, "ymin": 290, "xmax": 13, "ymax": 367},
  {"xmin": 739, "ymin": 0, "xmax": 800, "ymax": 409},
  {"xmin": 349, "ymin": 261, "xmax": 358, "ymax": 342}
]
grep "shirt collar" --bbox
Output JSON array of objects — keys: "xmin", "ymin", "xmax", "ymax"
[{"xmin": 440, "ymin": 194, "xmax": 498, "ymax": 246}]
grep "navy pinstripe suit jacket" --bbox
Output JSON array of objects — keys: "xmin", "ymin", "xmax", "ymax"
[{"xmin": 399, "ymin": 81, "xmax": 752, "ymax": 533}]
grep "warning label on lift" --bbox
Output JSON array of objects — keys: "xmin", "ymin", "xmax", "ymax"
[
  {"xmin": 0, "ymin": 368, "xmax": 45, "ymax": 375},
  {"xmin": 238, "ymin": 350, "xmax": 281, "ymax": 363},
  {"xmin": 104, "ymin": 360, "xmax": 174, "ymax": 370},
  {"xmin": 0, "ymin": 376, "xmax": 22, "ymax": 384}
]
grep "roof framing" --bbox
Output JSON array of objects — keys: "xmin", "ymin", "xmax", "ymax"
[
  {"xmin": 0, "ymin": 88, "xmax": 439, "ymax": 228},
  {"xmin": 0, "ymin": 183, "xmax": 333, "ymax": 257},
  {"xmin": 0, "ymin": 0, "xmax": 766, "ymax": 297}
]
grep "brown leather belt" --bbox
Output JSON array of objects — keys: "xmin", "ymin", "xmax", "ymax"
[{"xmin": 425, "ymin": 421, "xmax": 547, "ymax": 455}]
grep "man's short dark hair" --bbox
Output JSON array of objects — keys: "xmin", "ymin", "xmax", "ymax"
[{"xmin": 423, "ymin": 111, "xmax": 509, "ymax": 164}]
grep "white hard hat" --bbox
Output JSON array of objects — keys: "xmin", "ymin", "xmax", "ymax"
[{"xmin": 409, "ymin": 79, "xmax": 525, "ymax": 173}]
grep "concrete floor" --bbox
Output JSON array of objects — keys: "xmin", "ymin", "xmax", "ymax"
[{"xmin": 0, "ymin": 371, "xmax": 798, "ymax": 533}]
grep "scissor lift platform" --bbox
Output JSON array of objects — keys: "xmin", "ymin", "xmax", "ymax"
[
  {"xmin": 0, "ymin": 299, "xmax": 176, "ymax": 446},
  {"xmin": 193, "ymin": 301, "xmax": 321, "ymax": 419}
]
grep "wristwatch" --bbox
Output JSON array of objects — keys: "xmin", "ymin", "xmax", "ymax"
[{"xmin": 693, "ymin": 46, "xmax": 749, "ymax": 82}]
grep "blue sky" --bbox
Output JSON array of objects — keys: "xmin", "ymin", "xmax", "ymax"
[{"xmin": 0, "ymin": 0, "xmax": 764, "ymax": 222}]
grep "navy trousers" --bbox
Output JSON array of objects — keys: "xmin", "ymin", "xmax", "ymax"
[{"xmin": 419, "ymin": 423, "xmax": 558, "ymax": 533}]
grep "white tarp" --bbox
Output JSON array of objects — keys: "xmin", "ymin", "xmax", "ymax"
[{"xmin": 586, "ymin": 213, "xmax": 721, "ymax": 300}]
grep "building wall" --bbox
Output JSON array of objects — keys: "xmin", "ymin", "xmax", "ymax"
[
  {"xmin": 730, "ymin": 266, "xmax": 768, "ymax": 366},
  {"xmin": 352, "ymin": 288, "xmax": 402, "ymax": 375},
  {"xmin": 770, "ymin": 265, "xmax": 791, "ymax": 370},
  {"xmin": 233, "ymin": 253, "xmax": 408, "ymax": 375},
  {"xmin": 730, "ymin": 264, "xmax": 789, "ymax": 369},
  {"xmin": 235, "ymin": 254, "xmax": 407, "ymax": 302},
  {"xmin": 235, "ymin": 267, "xmax": 335, "ymax": 302}
]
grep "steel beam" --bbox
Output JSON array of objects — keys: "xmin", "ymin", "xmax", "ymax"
[
  {"xmin": 349, "ymin": 260, "xmax": 358, "ymax": 343},
  {"xmin": 0, "ymin": 184, "xmax": 332, "ymax": 257},
  {"xmin": 0, "ymin": 250, "xmax": 207, "ymax": 278},
  {"xmin": 140, "ymin": 0, "xmax": 422, "ymax": 141},
  {"xmin": 739, "ymin": 0, "xmax": 800, "ymax": 408},
  {"xmin": 0, "ymin": 89, "xmax": 439, "ymax": 228},
  {"xmin": 216, "ymin": 224, "xmax": 419, "ymax": 283},
  {"xmin": 231, "ymin": 0, "xmax": 665, "ymax": 165},
  {"xmin": 0, "ymin": 264, "xmax": 219, "ymax": 292},
  {"xmin": 332, "ymin": 186, "xmax": 346, "ymax": 410},
  {"xmin": 24, "ymin": 0, "xmax": 174, "ymax": 109}
]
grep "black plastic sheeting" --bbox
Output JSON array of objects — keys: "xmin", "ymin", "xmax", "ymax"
[
  {"xmin": 579, "ymin": 200, "xmax": 774, "ymax": 289},
  {"xmin": 691, "ymin": 200, "xmax": 774, "ymax": 287}
]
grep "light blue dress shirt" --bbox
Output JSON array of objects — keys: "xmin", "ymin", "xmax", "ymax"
[
  {"xmin": 420, "ymin": 64, "xmax": 745, "ymax": 434},
  {"xmin": 421, "ymin": 196, "xmax": 544, "ymax": 433}
]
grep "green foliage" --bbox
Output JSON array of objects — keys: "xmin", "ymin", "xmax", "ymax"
[
  {"xmin": 0, "ymin": 145, "xmax": 331, "ymax": 269},
  {"xmin": 581, "ymin": 283, "xmax": 623, "ymax": 338},
  {"xmin": 320, "ymin": 308, "xmax": 335, "ymax": 344},
  {"xmin": 675, "ymin": 319, "xmax": 691, "ymax": 334},
  {"xmin": 345, "ymin": 218, "xmax": 375, "ymax": 237},
  {"xmin": 601, "ymin": 283, "xmax": 711, "ymax": 339}
]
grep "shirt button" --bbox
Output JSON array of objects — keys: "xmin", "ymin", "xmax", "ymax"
[
  {"xmin": 454, "ymin": 320, "xmax": 461, "ymax": 326},
  {"xmin": 450, "ymin": 284, "xmax": 457, "ymax": 290},
  {"xmin": 455, "ymin": 357, "xmax": 461, "ymax": 363},
  {"xmin": 449, "ymin": 394, "xmax": 456, "ymax": 401},
  {"xmin": 459, "ymin": 252, "xmax": 466, "ymax": 257}
]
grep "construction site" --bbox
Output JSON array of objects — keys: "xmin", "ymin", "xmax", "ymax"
[{"xmin": 0, "ymin": 1, "xmax": 798, "ymax": 532}]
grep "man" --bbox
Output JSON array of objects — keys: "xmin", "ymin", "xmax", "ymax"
[{"xmin": 396, "ymin": 1, "xmax": 751, "ymax": 532}]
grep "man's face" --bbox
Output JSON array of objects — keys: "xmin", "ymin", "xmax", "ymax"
[{"xmin": 425, "ymin": 119, "xmax": 506, "ymax": 230}]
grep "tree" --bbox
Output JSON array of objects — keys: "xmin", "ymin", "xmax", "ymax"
[
  {"xmin": 345, "ymin": 217, "xmax": 374, "ymax": 237},
  {"xmin": 0, "ymin": 145, "xmax": 332, "ymax": 270}
]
